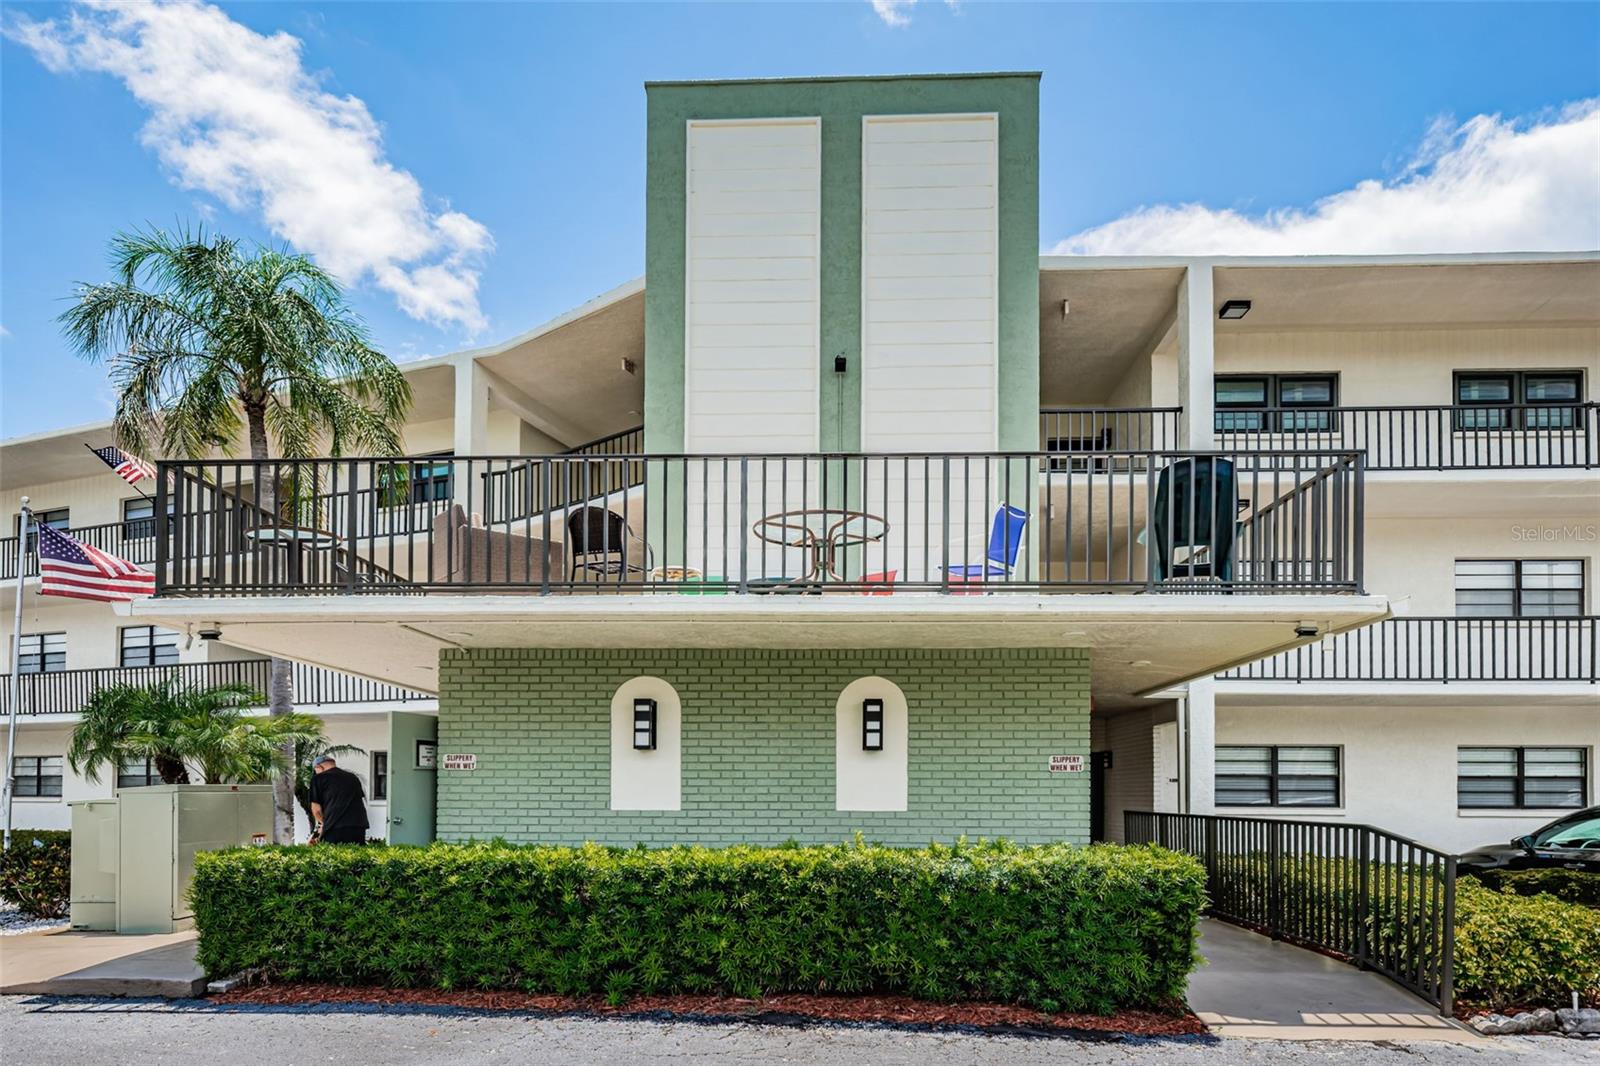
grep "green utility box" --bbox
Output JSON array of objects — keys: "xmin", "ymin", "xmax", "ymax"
[
  {"xmin": 112, "ymin": 784, "xmax": 273, "ymax": 934},
  {"xmin": 68, "ymin": 800, "xmax": 120, "ymax": 931}
]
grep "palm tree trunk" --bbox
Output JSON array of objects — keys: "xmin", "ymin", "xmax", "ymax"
[{"xmin": 246, "ymin": 400, "xmax": 298, "ymax": 845}]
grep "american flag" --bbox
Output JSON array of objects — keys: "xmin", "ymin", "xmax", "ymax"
[
  {"xmin": 36, "ymin": 524, "xmax": 155, "ymax": 602},
  {"xmin": 91, "ymin": 445, "xmax": 156, "ymax": 486}
]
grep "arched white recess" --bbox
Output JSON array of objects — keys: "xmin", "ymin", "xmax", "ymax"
[
  {"xmin": 835, "ymin": 676, "xmax": 908, "ymax": 812},
  {"xmin": 611, "ymin": 676, "xmax": 682, "ymax": 811}
]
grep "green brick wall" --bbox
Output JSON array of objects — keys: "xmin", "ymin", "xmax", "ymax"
[{"xmin": 436, "ymin": 647, "xmax": 1089, "ymax": 846}]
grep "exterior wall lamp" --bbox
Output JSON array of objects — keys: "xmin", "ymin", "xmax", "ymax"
[
  {"xmin": 862, "ymin": 698, "xmax": 884, "ymax": 751},
  {"xmin": 633, "ymin": 698, "xmax": 658, "ymax": 750}
]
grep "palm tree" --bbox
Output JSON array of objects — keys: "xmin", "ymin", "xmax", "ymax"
[
  {"xmin": 61, "ymin": 225, "xmax": 412, "ymax": 842},
  {"xmin": 69, "ymin": 681, "xmax": 326, "ymax": 787}
]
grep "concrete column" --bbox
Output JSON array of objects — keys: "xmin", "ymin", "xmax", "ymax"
[
  {"xmin": 1176, "ymin": 262, "xmax": 1215, "ymax": 450},
  {"xmin": 1181, "ymin": 677, "xmax": 1217, "ymax": 815},
  {"xmin": 453, "ymin": 358, "xmax": 490, "ymax": 512}
]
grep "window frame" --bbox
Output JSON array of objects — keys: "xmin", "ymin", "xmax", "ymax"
[
  {"xmin": 1215, "ymin": 373, "xmax": 1340, "ymax": 433},
  {"xmin": 121, "ymin": 497, "xmax": 173, "ymax": 540},
  {"xmin": 371, "ymin": 751, "xmax": 389, "ymax": 801},
  {"xmin": 1453, "ymin": 558, "xmax": 1585, "ymax": 618},
  {"xmin": 118, "ymin": 625, "xmax": 181, "ymax": 668},
  {"xmin": 1453, "ymin": 370, "xmax": 1585, "ymax": 430},
  {"xmin": 1457, "ymin": 746, "xmax": 1589, "ymax": 811},
  {"xmin": 1216, "ymin": 744, "xmax": 1343, "ymax": 808},
  {"xmin": 16, "ymin": 507, "xmax": 69, "ymax": 553},
  {"xmin": 17, "ymin": 632, "xmax": 67, "ymax": 674},
  {"xmin": 116, "ymin": 756, "xmax": 162, "ymax": 789},
  {"xmin": 12, "ymin": 755, "xmax": 64, "ymax": 799}
]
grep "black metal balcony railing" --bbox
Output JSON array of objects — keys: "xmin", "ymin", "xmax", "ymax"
[
  {"xmin": 0, "ymin": 520, "xmax": 162, "ymax": 581},
  {"xmin": 151, "ymin": 447, "xmax": 1364, "ymax": 597},
  {"xmin": 1219, "ymin": 616, "xmax": 1599, "ymax": 683},
  {"xmin": 1126, "ymin": 811, "xmax": 1456, "ymax": 1014},
  {"xmin": 1039, "ymin": 407, "xmax": 1182, "ymax": 458},
  {"xmin": 0, "ymin": 659, "xmax": 431, "ymax": 717},
  {"xmin": 1216, "ymin": 402, "xmax": 1599, "ymax": 470}
]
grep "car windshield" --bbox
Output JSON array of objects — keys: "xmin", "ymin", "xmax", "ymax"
[{"xmin": 1532, "ymin": 813, "xmax": 1600, "ymax": 848}]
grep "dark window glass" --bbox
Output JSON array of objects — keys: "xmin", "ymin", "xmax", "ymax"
[
  {"xmin": 1459, "ymin": 747, "xmax": 1586, "ymax": 810},
  {"xmin": 17, "ymin": 508, "xmax": 69, "ymax": 553},
  {"xmin": 1455, "ymin": 371, "xmax": 1584, "ymax": 429},
  {"xmin": 13, "ymin": 756, "xmax": 64, "ymax": 798},
  {"xmin": 18, "ymin": 633, "xmax": 66, "ymax": 674},
  {"xmin": 372, "ymin": 751, "xmax": 389, "ymax": 801},
  {"xmin": 1215, "ymin": 375, "xmax": 1338, "ymax": 432},
  {"xmin": 117, "ymin": 757, "xmax": 161, "ymax": 788},
  {"xmin": 1455, "ymin": 559, "xmax": 1583, "ymax": 618},
  {"xmin": 1217, "ymin": 745, "xmax": 1340, "ymax": 807},
  {"xmin": 119, "ymin": 625, "xmax": 180, "ymax": 667}
]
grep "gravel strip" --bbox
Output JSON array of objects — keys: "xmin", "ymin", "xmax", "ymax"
[{"xmin": 0, "ymin": 900, "xmax": 67, "ymax": 937}]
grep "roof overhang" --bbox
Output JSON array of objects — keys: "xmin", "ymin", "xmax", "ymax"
[{"xmin": 123, "ymin": 592, "xmax": 1390, "ymax": 711}]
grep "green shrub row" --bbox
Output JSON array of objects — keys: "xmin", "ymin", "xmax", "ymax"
[
  {"xmin": 0, "ymin": 829, "xmax": 71, "ymax": 919},
  {"xmin": 1455, "ymin": 879, "xmax": 1600, "ymax": 1009},
  {"xmin": 191, "ymin": 839, "xmax": 1206, "ymax": 1013},
  {"xmin": 1464, "ymin": 867, "xmax": 1600, "ymax": 909}
]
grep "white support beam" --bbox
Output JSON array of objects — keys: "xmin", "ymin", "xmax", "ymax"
[
  {"xmin": 475, "ymin": 363, "xmax": 590, "ymax": 449},
  {"xmin": 453, "ymin": 359, "xmax": 490, "ymax": 458},
  {"xmin": 1180, "ymin": 677, "xmax": 1216, "ymax": 815},
  {"xmin": 1176, "ymin": 263, "xmax": 1215, "ymax": 450}
]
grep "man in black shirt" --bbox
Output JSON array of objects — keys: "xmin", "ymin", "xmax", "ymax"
[{"xmin": 309, "ymin": 756, "xmax": 369, "ymax": 844}]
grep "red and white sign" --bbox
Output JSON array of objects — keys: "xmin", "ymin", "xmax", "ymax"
[
  {"xmin": 1048, "ymin": 754, "xmax": 1086, "ymax": 773},
  {"xmin": 442, "ymin": 753, "xmax": 477, "ymax": 771}
]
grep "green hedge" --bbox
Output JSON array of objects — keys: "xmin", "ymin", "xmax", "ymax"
[
  {"xmin": 0, "ymin": 829, "xmax": 71, "ymax": 919},
  {"xmin": 191, "ymin": 840, "xmax": 1205, "ymax": 1013},
  {"xmin": 1455, "ymin": 880, "xmax": 1600, "ymax": 1009},
  {"xmin": 1464, "ymin": 868, "xmax": 1600, "ymax": 909}
]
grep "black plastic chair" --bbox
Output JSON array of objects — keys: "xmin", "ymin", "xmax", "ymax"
[
  {"xmin": 566, "ymin": 506, "xmax": 651, "ymax": 582},
  {"xmin": 1152, "ymin": 457, "xmax": 1239, "ymax": 583}
]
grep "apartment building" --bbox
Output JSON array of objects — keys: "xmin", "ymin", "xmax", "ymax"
[{"xmin": 5, "ymin": 72, "xmax": 1594, "ymax": 852}]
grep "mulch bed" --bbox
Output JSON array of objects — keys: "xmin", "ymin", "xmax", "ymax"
[{"xmin": 211, "ymin": 983, "xmax": 1206, "ymax": 1038}]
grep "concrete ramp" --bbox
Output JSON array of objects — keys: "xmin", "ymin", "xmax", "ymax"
[
  {"xmin": 1189, "ymin": 919, "xmax": 1476, "ymax": 1042},
  {"xmin": 0, "ymin": 930, "xmax": 204, "ymax": 999}
]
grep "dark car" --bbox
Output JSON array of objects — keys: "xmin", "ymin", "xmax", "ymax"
[{"xmin": 1459, "ymin": 806, "xmax": 1600, "ymax": 874}]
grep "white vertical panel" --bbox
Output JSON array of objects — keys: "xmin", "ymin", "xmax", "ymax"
[
  {"xmin": 862, "ymin": 114, "xmax": 998, "ymax": 454},
  {"xmin": 685, "ymin": 118, "xmax": 821, "ymax": 454}
]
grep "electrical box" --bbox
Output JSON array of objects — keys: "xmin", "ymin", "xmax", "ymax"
[
  {"xmin": 113, "ymin": 784, "xmax": 273, "ymax": 934},
  {"xmin": 68, "ymin": 800, "xmax": 120, "ymax": 931}
]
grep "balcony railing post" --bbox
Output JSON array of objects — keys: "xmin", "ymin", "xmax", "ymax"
[
  {"xmin": 346, "ymin": 460, "xmax": 360, "ymax": 594},
  {"xmin": 153, "ymin": 463, "xmax": 170, "ymax": 593},
  {"xmin": 1440, "ymin": 855, "xmax": 1456, "ymax": 1017}
]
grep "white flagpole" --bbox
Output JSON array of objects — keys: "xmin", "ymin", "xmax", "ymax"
[{"xmin": 2, "ymin": 497, "xmax": 31, "ymax": 851}]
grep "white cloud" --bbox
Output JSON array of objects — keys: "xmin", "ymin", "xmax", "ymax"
[
  {"xmin": 5, "ymin": 0, "xmax": 492, "ymax": 333},
  {"xmin": 1053, "ymin": 101, "xmax": 1600, "ymax": 256},
  {"xmin": 871, "ymin": 0, "xmax": 916, "ymax": 27}
]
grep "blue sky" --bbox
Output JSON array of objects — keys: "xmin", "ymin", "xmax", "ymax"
[{"xmin": 2, "ymin": 1, "xmax": 1597, "ymax": 439}]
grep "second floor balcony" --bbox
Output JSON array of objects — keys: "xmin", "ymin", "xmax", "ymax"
[
  {"xmin": 148, "ymin": 445, "xmax": 1366, "ymax": 598},
  {"xmin": 1218, "ymin": 616, "xmax": 1598, "ymax": 684},
  {"xmin": 0, "ymin": 658, "xmax": 432, "ymax": 717}
]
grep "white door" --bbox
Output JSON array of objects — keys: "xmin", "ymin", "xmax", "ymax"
[{"xmin": 1152, "ymin": 721, "xmax": 1180, "ymax": 812}]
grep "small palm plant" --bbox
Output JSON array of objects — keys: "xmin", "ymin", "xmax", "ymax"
[{"xmin": 69, "ymin": 681, "xmax": 327, "ymax": 786}]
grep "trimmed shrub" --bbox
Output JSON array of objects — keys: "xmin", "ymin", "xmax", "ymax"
[
  {"xmin": 1454, "ymin": 880, "xmax": 1600, "ymax": 1009},
  {"xmin": 0, "ymin": 829, "xmax": 71, "ymax": 919},
  {"xmin": 191, "ymin": 839, "xmax": 1205, "ymax": 1013},
  {"xmin": 1464, "ymin": 867, "xmax": 1600, "ymax": 909}
]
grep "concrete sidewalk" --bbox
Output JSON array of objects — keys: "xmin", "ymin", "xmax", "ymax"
[
  {"xmin": 0, "ymin": 929, "xmax": 204, "ymax": 998},
  {"xmin": 1189, "ymin": 919, "xmax": 1476, "ymax": 1042}
]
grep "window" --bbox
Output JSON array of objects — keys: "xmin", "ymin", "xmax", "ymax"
[
  {"xmin": 13, "ymin": 756, "xmax": 63, "ymax": 798},
  {"xmin": 1455, "ymin": 370, "xmax": 1584, "ymax": 430},
  {"xmin": 16, "ymin": 507, "xmax": 69, "ymax": 553},
  {"xmin": 371, "ymin": 751, "xmax": 389, "ymax": 801},
  {"xmin": 119, "ymin": 625, "xmax": 180, "ymax": 667},
  {"xmin": 121, "ymin": 497, "xmax": 172, "ymax": 540},
  {"xmin": 1455, "ymin": 559, "xmax": 1584, "ymax": 618},
  {"xmin": 17, "ymin": 633, "xmax": 66, "ymax": 674},
  {"xmin": 377, "ymin": 457, "xmax": 453, "ymax": 507},
  {"xmin": 1215, "ymin": 375, "xmax": 1338, "ymax": 432},
  {"xmin": 1458, "ymin": 747, "xmax": 1588, "ymax": 809},
  {"xmin": 117, "ymin": 757, "xmax": 162, "ymax": 788},
  {"xmin": 1217, "ymin": 745, "xmax": 1341, "ymax": 807}
]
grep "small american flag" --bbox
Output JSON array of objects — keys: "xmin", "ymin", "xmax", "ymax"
[
  {"xmin": 91, "ymin": 445, "xmax": 156, "ymax": 486},
  {"xmin": 37, "ymin": 524, "xmax": 155, "ymax": 602}
]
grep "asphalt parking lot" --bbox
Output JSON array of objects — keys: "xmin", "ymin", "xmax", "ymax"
[{"xmin": 5, "ymin": 997, "xmax": 1599, "ymax": 1066}]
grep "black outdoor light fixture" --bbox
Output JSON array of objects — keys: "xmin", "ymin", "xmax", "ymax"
[
  {"xmin": 633, "ymin": 698, "xmax": 657, "ymax": 750},
  {"xmin": 1218, "ymin": 299, "xmax": 1252, "ymax": 320},
  {"xmin": 862, "ymin": 698, "xmax": 884, "ymax": 751}
]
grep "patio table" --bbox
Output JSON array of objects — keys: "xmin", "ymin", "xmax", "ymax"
[{"xmin": 750, "ymin": 509, "xmax": 888, "ymax": 583}]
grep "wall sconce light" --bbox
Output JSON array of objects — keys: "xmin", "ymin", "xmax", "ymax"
[
  {"xmin": 862, "ymin": 698, "xmax": 884, "ymax": 751},
  {"xmin": 633, "ymin": 698, "xmax": 657, "ymax": 750}
]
